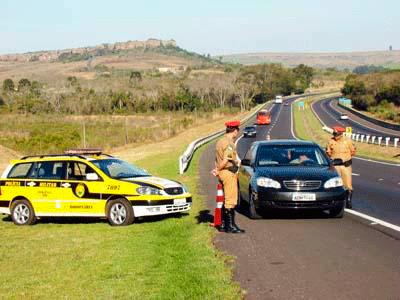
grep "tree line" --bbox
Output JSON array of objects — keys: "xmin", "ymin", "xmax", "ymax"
[
  {"xmin": 341, "ymin": 70, "xmax": 400, "ymax": 122},
  {"xmin": 1, "ymin": 63, "xmax": 314, "ymax": 115}
]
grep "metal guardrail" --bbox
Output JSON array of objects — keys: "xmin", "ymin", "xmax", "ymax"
[
  {"xmin": 178, "ymin": 102, "xmax": 267, "ymax": 174},
  {"xmin": 322, "ymin": 127, "xmax": 400, "ymax": 148}
]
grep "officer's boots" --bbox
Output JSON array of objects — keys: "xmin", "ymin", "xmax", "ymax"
[
  {"xmin": 346, "ymin": 190, "xmax": 353, "ymax": 209},
  {"xmin": 231, "ymin": 209, "xmax": 245, "ymax": 233},
  {"xmin": 224, "ymin": 208, "xmax": 245, "ymax": 233},
  {"xmin": 217, "ymin": 206, "xmax": 226, "ymax": 232}
]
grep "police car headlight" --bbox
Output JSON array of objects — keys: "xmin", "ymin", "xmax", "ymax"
[
  {"xmin": 136, "ymin": 186, "xmax": 163, "ymax": 195},
  {"xmin": 257, "ymin": 177, "xmax": 281, "ymax": 189},
  {"xmin": 324, "ymin": 177, "xmax": 343, "ymax": 189},
  {"xmin": 181, "ymin": 184, "xmax": 188, "ymax": 193}
]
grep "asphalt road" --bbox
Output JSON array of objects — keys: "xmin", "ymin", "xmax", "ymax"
[
  {"xmin": 312, "ymin": 97, "xmax": 400, "ymax": 144},
  {"xmin": 311, "ymin": 97, "xmax": 400, "ymax": 225},
  {"xmin": 199, "ymin": 97, "xmax": 400, "ymax": 299}
]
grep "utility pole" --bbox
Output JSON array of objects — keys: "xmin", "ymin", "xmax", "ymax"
[
  {"xmin": 82, "ymin": 121, "xmax": 86, "ymax": 148},
  {"xmin": 124, "ymin": 116, "xmax": 128, "ymax": 144}
]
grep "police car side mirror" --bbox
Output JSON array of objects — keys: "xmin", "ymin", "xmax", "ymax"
[
  {"xmin": 86, "ymin": 173, "xmax": 99, "ymax": 181},
  {"xmin": 241, "ymin": 159, "xmax": 250, "ymax": 166},
  {"xmin": 331, "ymin": 158, "xmax": 344, "ymax": 166}
]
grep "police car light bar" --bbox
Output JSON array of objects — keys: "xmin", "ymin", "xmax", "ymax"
[{"xmin": 64, "ymin": 148, "xmax": 103, "ymax": 155}]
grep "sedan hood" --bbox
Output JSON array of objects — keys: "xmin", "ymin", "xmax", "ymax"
[{"xmin": 257, "ymin": 166, "xmax": 337, "ymax": 182}]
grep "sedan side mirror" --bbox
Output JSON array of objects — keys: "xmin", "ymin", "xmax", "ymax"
[
  {"xmin": 331, "ymin": 158, "xmax": 344, "ymax": 166},
  {"xmin": 86, "ymin": 173, "xmax": 99, "ymax": 181},
  {"xmin": 241, "ymin": 159, "xmax": 251, "ymax": 166}
]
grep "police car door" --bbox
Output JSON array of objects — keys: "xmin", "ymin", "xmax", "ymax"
[
  {"xmin": 61, "ymin": 161, "xmax": 105, "ymax": 216},
  {"xmin": 27, "ymin": 161, "xmax": 67, "ymax": 215}
]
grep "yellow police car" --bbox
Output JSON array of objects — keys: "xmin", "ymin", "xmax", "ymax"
[{"xmin": 0, "ymin": 149, "xmax": 192, "ymax": 226}]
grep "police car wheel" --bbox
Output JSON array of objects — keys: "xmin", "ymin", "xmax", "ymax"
[
  {"xmin": 107, "ymin": 198, "xmax": 134, "ymax": 226},
  {"xmin": 249, "ymin": 191, "xmax": 262, "ymax": 219},
  {"xmin": 11, "ymin": 199, "xmax": 37, "ymax": 225}
]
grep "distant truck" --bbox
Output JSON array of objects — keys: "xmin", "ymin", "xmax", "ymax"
[{"xmin": 275, "ymin": 95, "xmax": 283, "ymax": 104}]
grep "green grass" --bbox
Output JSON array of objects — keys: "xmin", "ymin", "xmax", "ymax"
[
  {"xmin": 293, "ymin": 96, "xmax": 400, "ymax": 163},
  {"xmin": 0, "ymin": 112, "xmax": 231, "ymax": 155},
  {"xmin": 0, "ymin": 146, "xmax": 241, "ymax": 299}
]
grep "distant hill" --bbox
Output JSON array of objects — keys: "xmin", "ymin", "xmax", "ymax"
[
  {"xmin": 0, "ymin": 39, "xmax": 219, "ymax": 83},
  {"xmin": 0, "ymin": 38, "xmax": 178, "ymax": 62},
  {"xmin": 221, "ymin": 50, "xmax": 400, "ymax": 70}
]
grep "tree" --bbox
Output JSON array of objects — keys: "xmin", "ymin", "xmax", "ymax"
[
  {"xmin": 292, "ymin": 64, "xmax": 314, "ymax": 90},
  {"xmin": 3, "ymin": 79, "xmax": 15, "ymax": 92},
  {"xmin": 66, "ymin": 76, "xmax": 78, "ymax": 87},
  {"xmin": 18, "ymin": 78, "xmax": 31, "ymax": 91}
]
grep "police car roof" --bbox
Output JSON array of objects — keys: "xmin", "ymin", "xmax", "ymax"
[
  {"xmin": 19, "ymin": 153, "xmax": 113, "ymax": 162},
  {"xmin": 254, "ymin": 139, "xmax": 318, "ymax": 147}
]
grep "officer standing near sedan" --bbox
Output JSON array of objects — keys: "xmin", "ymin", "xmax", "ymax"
[
  {"xmin": 326, "ymin": 126, "xmax": 356, "ymax": 208},
  {"xmin": 212, "ymin": 120, "xmax": 245, "ymax": 233}
]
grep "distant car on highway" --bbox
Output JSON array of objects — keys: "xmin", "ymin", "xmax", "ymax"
[
  {"xmin": 284, "ymin": 102, "xmax": 290, "ymax": 106},
  {"xmin": 238, "ymin": 140, "xmax": 347, "ymax": 219},
  {"xmin": 339, "ymin": 113, "xmax": 349, "ymax": 120},
  {"xmin": 243, "ymin": 126, "xmax": 257, "ymax": 138},
  {"xmin": 256, "ymin": 109, "xmax": 271, "ymax": 125},
  {"xmin": 275, "ymin": 95, "xmax": 283, "ymax": 104}
]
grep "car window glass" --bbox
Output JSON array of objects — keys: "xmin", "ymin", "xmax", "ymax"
[
  {"xmin": 244, "ymin": 146, "xmax": 254, "ymax": 161},
  {"xmin": 257, "ymin": 145, "xmax": 329, "ymax": 166},
  {"xmin": 67, "ymin": 162, "xmax": 96, "ymax": 181},
  {"xmin": 33, "ymin": 161, "xmax": 66, "ymax": 180},
  {"xmin": 7, "ymin": 163, "xmax": 33, "ymax": 179}
]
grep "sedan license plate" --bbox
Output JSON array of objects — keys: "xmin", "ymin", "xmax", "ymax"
[
  {"xmin": 174, "ymin": 199, "xmax": 186, "ymax": 206},
  {"xmin": 292, "ymin": 193, "xmax": 316, "ymax": 201}
]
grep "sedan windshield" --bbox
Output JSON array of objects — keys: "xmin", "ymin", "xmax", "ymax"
[
  {"xmin": 92, "ymin": 159, "xmax": 149, "ymax": 179},
  {"xmin": 257, "ymin": 145, "xmax": 329, "ymax": 166}
]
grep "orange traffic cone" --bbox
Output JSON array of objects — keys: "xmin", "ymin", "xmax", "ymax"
[{"xmin": 210, "ymin": 183, "xmax": 224, "ymax": 228}]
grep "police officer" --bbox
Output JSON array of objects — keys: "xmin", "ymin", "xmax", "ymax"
[
  {"xmin": 213, "ymin": 120, "xmax": 245, "ymax": 233},
  {"xmin": 326, "ymin": 126, "xmax": 356, "ymax": 208}
]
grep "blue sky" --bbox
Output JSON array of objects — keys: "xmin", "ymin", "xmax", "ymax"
[{"xmin": 1, "ymin": 0, "xmax": 399, "ymax": 55}]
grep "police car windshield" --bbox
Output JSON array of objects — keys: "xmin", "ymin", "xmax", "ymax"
[
  {"xmin": 92, "ymin": 159, "xmax": 149, "ymax": 179},
  {"xmin": 257, "ymin": 145, "xmax": 329, "ymax": 167}
]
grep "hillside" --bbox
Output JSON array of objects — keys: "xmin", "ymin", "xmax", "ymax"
[
  {"xmin": 221, "ymin": 50, "xmax": 400, "ymax": 70},
  {"xmin": 0, "ymin": 39, "xmax": 218, "ymax": 83}
]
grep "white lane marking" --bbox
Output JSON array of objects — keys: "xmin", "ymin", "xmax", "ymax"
[
  {"xmin": 311, "ymin": 100, "xmax": 328, "ymax": 127},
  {"xmin": 345, "ymin": 209, "xmax": 400, "ymax": 233},
  {"xmin": 352, "ymin": 173, "xmax": 360, "ymax": 176},
  {"xmin": 290, "ymin": 97, "xmax": 400, "ymax": 233},
  {"xmin": 235, "ymin": 134, "xmax": 244, "ymax": 147},
  {"xmin": 353, "ymin": 156, "xmax": 400, "ymax": 167},
  {"xmin": 378, "ymin": 178, "xmax": 384, "ymax": 181}
]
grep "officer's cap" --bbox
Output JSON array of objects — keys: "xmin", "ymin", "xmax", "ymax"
[
  {"xmin": 225, "ymin": 120, "xmax": 240, "ymax": 129},
  {"xmin": 333, "ymin": 126, "xmax": 345, "ymax": 133}
]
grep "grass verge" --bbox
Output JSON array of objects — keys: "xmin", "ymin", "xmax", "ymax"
[
  {"xmin": 293, "ymin": 96, "xmax": 400, "ymax": 163},
  {"xmin": 0, "ymin": 145, "xmax": 241, "ymax": 299}
]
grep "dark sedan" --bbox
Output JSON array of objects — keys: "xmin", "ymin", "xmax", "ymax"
[
  {"xmin": 238, "ymin": 140, "xmax": 347, "ymax": 218},
  {"xmin": 243, "ymin": 126, "xmax": 257, "ymax": 137}
]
